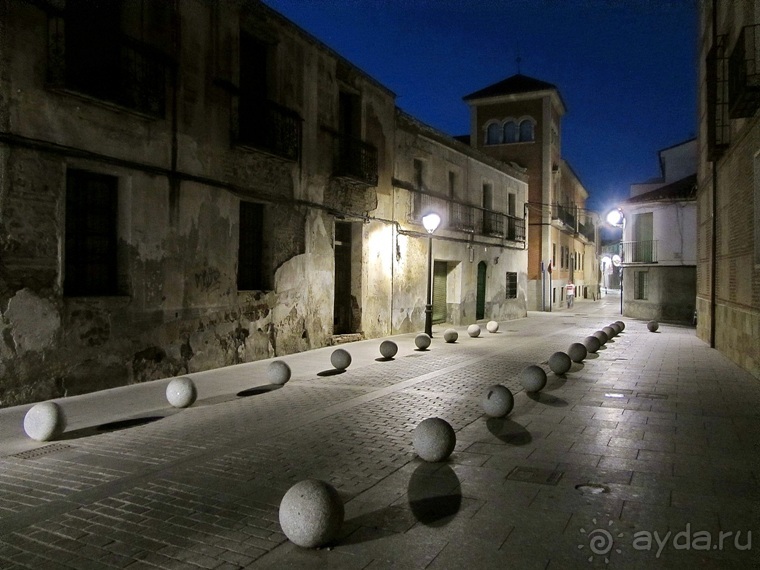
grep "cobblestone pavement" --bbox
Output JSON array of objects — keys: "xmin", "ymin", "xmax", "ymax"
[{"xmin": 0, "ymin": 296, "xmax": 759, "ymax": 569}]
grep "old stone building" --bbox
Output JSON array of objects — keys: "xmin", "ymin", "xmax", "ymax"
[
  {"xmin": 698, "ymin": 1, "xmax": 760, "ymax": 377},
  {"xmin": 461, "ymin": 74, "xmax": 598, "ymax": 311},
  {"xmin": 0, "ymin": 0, "xmax": 530, "ymax": 406}
]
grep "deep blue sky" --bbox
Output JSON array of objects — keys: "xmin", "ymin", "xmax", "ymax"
[{"xmin": 263, "ymin": 0, "xmax": 698, "ymax": 214}]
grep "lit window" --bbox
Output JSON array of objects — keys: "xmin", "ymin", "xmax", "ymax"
[
  {"xmin": 519, "ymin": 119, "xmax": 534, "ymax": 141},
  {"xmin": 486, "ymin": 123, "xmax": 501, "ymax": 145},
  {"xmin": 504, "ymin": 121, "xmax": 518, "ymax": 143}
]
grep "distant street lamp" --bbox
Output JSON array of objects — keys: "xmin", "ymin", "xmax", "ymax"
[
  {"xmin": 605, "ymin": 208, "xmax": 625, "ymax": 315},
  {"xmin": 422, "ymin": 212, "xmax": 441, "ymax": 337}
]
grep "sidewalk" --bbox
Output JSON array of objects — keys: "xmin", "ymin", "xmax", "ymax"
[{"xmin": 0, "ymin": 297, "xmax": 758, "ymax": 568}]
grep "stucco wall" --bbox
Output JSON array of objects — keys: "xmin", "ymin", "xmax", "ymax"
[{"xmin": 623, "ymin": 265, "xmax": 696, "ymax": 324}]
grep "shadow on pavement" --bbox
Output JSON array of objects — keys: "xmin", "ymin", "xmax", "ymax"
[
  {"xmin": 407, "ymin": 462, "xmax": 462, "ymax": 526},
  {"xmin": 527, "ymin": 391, "xmax": 568, "ymax": 407},
  {"xmin": 486, "ymin": 417, "xmax": 532, "ymax": 445},
  {"xmin": 236, "ymin": 384, "xmax": 283, "ymax": 397},
  {"xmin": 317, "ymin": 369, "xmax": 346, "ymax": 377},
  {"xmin": 58, "ymin": 415, "xmax": 167, "ymax": 440}
]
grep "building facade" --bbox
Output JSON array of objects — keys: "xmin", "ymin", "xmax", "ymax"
[
  {"xmin": 698, "ymin": 1, "xmax": 760, "ymax": 378},
  {"xmin": 462, "ymin": 74, "xmax": 598, "ymax": 311},
  {"xmin": 0, "ymin": 0, "xmax": 529, "ymax": 406}
]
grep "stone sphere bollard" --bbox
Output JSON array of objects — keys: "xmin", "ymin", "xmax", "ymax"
[
  {"xmin": 23, "ymin": 402, "xmax": 66, "ymax": 441},
  {"xmin": 486, "ymin": 320, "xmax": 499, "ymax": 333},
  {"xmin": 647, "ymin": 321, "xmax": 659, "ymax": 332},
  {"xmin": 414, "ymin": 333, "xmax": 431, "ymax": 350},
  {"xmin": 330, "ymin": 348, "xmax": 352, "ymax": 370},
  {"xmin": 166, "ymin": 377, "xmax": 198, "ymax": 408},
  {"xmin": 593, "ymin": 330, "xmax": 609, "ymax": 345},
  {"xmin": 568, "ymin": 342, "xmax": 588, "ymax": 363},
  {"xmin": 379, "ymin": 340, "xmax": 398, "ymax": 359},
  {"xmin": 602, "ymin": 326, "xmax": 616, "ymax": 339},
  {"xmin": 609, "ymin": 322, "xmax": 622, "ymax": 335},
  {"xmin": 467, "ymin": 324, "xmax": 481, "ymax": 338},
  {"xmin": 443, "ymin": 329, "xmax": 458, "ymax": 343},
  {"xmin": 583, "ymin": 335, "xmax": 601, "ymax": 353},
  {"xmin": 615, "ymin": 320, "xmax": 626, "ymax": 331},
  {"xmin": 279, "ymin": 479, "xmax": 344, "ymax": 548},
  {"xmin": 482, "ymin": 384, "xmax": 514, "ymax": 417},
  {"xmin": 548, "ymin": 352, "xmax": 572, "ymax": 375},
  {"xmin": 413, "ymin": 417, "xmax": 456, "ymax": 462},
  {"xmin": 520, "ymin": 365, "xmax": 547, "ymax": 392},
  {"xmin": 268, "ymin": 360, "xmax": 292, "ymax": 385}
]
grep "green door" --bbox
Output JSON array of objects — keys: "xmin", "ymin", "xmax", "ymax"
[
  {"xmin": 432, "ymin": 261, "xmax": 447, "ymax": 323},
  {"xmin": 476, "ymin": 261, "xmax": 487, "ymax": 320}
]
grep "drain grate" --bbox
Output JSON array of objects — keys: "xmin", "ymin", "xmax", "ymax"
[
  {"xmin": 506, "ymin": 466, "xmax": 563, "ymax": 486},
  {"xmin": 11, "ymin": 443, "xmax": 72, "ymax": 460},
  {"xmin": 636, "ymin": 392, "xmax": 668, "ymax": 400}
]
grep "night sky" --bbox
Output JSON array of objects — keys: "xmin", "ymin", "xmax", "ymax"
[{"xmin": 263, "ymin": 0, "xmax": 698, "ymax": 216}]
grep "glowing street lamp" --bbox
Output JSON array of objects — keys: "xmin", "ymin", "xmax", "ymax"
[
  {"xmin": 422, "ymin": 212, "xmax": 441, "ymax": 337},
  {"xmin": 605, "ymin": 207, "xmax": 625, "ymax": 315}
]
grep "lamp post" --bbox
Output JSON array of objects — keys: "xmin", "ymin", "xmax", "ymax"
[
  {"xmin": 422, "ymin": 212, "xmax": 441, "ymax": 337},
  {"xmin": 605, "ymin": 208, "xmax": 625, "ymax": 315}
]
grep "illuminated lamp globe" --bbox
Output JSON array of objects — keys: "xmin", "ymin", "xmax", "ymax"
[{"xmin": 422, "ymin": 212, "xmax": 441, "ymax": 234}]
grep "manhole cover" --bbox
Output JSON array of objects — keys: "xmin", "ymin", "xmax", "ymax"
[
  {"xmin": 11, "ymin": 443, "xmax": 73, "ymax": 460},
  {"xmin": 506, "ymin": 466, "xmax": 563, "ymax": 485},
  {"xmin": 575, "ymin": 483, "xmax": 610, "ymax": 495}
]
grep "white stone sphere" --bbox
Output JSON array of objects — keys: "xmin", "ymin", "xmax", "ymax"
[
  {"xmin": 602, "ymin": 326, "xmax": 616, "ymax": 339},
  {"xmin": 379, "ymin": 340, "xmax": 398, "ymax": 359},
  {"xmin": 520, "ymin": 365, "xmax": 547, "ymax": 392},
  {"xmin": 593, "ymin": 330, "xmax": 609, "ymax": 345},
  {"xmin": 413, "ymin": 417, "xmax": 456, "ymax": 462},
  {"xmin": 166, "ymin": 377, "xmax": 197, "ymax": 408},
  {"xmin": 615, "ymin": 320, "xmax": 626, "ymax": 331},
  {"xmin": 268, "ymin": 360, "xmax": 292, "ymax": 385},
  {"xmin": 414, "ymin": 333, "xmax": 431, "ymax": 350},
  {"xmin": 23, "ymin": 402, "xmax": 66, "ymax": 441},
  {"xmin": 482, "ymin": 384, "xmax": 514, "ymax": 417},
  {"xmin": 568, "ymin": 342, "xmax": 588, "ymax": 363},
  {"xmin": 279, "ymin": 479, "xmax": 344, "ymax": 548},
  {"xmin": 647, "ymin": 321, "xmax": 659, "ymax": 332},
  {"xmin": 486, "ymin": 320, "xmax": 499, "ymax": 333},
  {"xmin": 583, "ymin": 335, "xmax": 601, "ymax": 353},
  {"xmin": 331, "ymin": 348, "xmax": 352, "ymax": 370},
  {"xmin": 548, "ymin": 352, "xmax": 572, "ymax": 375},
  {"xmin": 467, "ymin": 324, "xmax": 481, "ymax": 338},
  {"xmin": 443, "ymin": 329, "xmax": 458, "ymax": 343}
]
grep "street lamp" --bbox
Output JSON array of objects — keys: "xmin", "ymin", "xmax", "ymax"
[
  {"xmin": 422, "ymin": 212, "xmax": 441, "ymax": 337},
  {"xmin": 605, "ymin": 208, "xmax": 625, "ymax": 315}
]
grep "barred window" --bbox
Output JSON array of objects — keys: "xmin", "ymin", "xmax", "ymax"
[{"xmin": 506, "ymin": 272, "xmax": 518, "ymax": 299}]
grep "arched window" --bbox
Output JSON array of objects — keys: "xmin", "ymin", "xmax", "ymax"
[
  {"xmin": 486, "ymin": 123, "xmax": 501, "ymax": 145},
  {"xmin": 503, "ymin": 121, "xmax": 518, "ymax": 143},
  {"xmin": 519, "ymin": 119, "xmax": 534, "ymax": 142}
]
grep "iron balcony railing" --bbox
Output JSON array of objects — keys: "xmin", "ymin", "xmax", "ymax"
[
  {"xmin": 413, "ymin": 192, "xmax": 525, "ymax": 242},
  {"xmin": 551, "ymin": 203, "xmax": 576, "ymax": 231},
  {"xmin": 707, "ymin": 35, "xmax": 730, "ymax": 160},
  {"xmin": 578, "ymin": 219, "xmax": 595, "ymax": 242},
  {"xmin": 621, "ymin": 240, "xmax": 658, "ymax": 264},
  {"xmin": 238, "ymin": 98, "xmax": 302, "ymax": 161},
  {"xmin": 49, "ymin": 32, "xmax": 167, "ymax": 117},
  {"xmin": 729, "ymin": 24, "xmax": 760, "ymax": 118},
  {"xmin": 333, "ymin": 133, "xmax": 378, "ymax": 186}
]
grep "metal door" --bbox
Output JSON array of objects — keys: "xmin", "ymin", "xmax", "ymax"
[{"xmin": 476, "ymin": 261, "xmax": 487, "ymax": 320}]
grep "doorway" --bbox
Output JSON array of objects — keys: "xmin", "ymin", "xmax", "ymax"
[
  {"xmin": 334, "ymin": 221, "xmax": 359, "ymax": 335},
  {"xmin": 432, "ymin": 261, "xmax": 447, "ymax": 324},
  {"xmin": 476, "ymin": 261, "xmax": 487, "ymax": 320}
]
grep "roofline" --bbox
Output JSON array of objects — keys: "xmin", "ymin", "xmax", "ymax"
[{"xmin": 463, "ymin": 89, "xmax": 567, "ymax": 116}]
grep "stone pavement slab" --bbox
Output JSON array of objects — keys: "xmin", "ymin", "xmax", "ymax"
[{"xmin": 0, "ymin": 296, "xmax": 759, "ymax": 568}]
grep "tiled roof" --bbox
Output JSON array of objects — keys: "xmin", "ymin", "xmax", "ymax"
[
  {"xmin": 463, "ymin": 73, "xmax": 559, "ymax": 101},
  {"xmin": 625, "ymin": 174, "xmax": 697, "ymax": 204}
]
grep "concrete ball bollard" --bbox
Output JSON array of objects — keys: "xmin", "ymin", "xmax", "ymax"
[
  {"xmin": 609, "ymin": 322, "xmax": 622, "ymax": 335},
  {"xmin": 443, "ymin": 329, "xmax": 458, "ymax": 343},
  {"xmin": 593, "ymin": 330, "xmax": 609, "ymax": 345},
  {"xmin": 267, "ymin": 360, "xmax": 292, "ymax": 385},
  {"xmin": 23, "ymin": 402, "xmax": 66, "ymax": 441},
  {"xmin": 379, "ymin": 340, "xmax": 398, "ymax": 359},
  {"xmin": 583, "ymin": 335, "xmax": 601, "ymax": 353},
  {"xmin": 548, "ymin": 351, "xmax": 572, "ymax": 375},
  {"xmin": 486, "ymin": 320, "xmax": 499, "ymax": 333},
  {"xmin": 467, "ymin": 324, "xmax": 481, "ymax": 338},
  {"xmin": 414, "ymin": 333, "xmax": 431, "ymax": 350},
  {"xmin": 568, "ymin": 342, "xmax": 588, "ymax": 363},
  {"xmin": 647, "ymin": 321, "xmax": 659, "ymax": 332},
  {"xmin": 413, "ymin": 417, "xmax": 456, "ymax": 462},
  {"xmin": 279, "ymin": 479, "xmax": 344, "ymax": 548},
  {"xmin": 331, "ymin": 348, "xmax": 352, "ymax": 370},
  {"xmin": 166, "ymin": 377, "xmax": 198, "ymax": 408},
  {"xmin": 482, "ymin": 384, "xmax": 514, "ymax": 417},
  {"xmin": 615, "ymin": 320, "xmax": 626, "ymax": 331},
  {"xmin": 602, "ymin": 326, "xmax": 616, "ymax": 339},
  {"xmin": 520, "ymin": 365, "xmax": 547, "ymax": 392}
]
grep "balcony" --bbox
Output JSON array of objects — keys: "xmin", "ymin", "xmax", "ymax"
[
  {"xmin": 449, "ymin": 201, "xmax": 475, "ymax": 232},
  {"xmin": 238, "ymin": 99, "xmax": 302, "ymax": 161},
  {"xmin": 729, "ymin": 24, "xmax": 760, "ymax": 119},
  {"xmin": 333, "ymin": 134, "xmax": 378, "ymax": 186},
  {"xmin": 49, "ymin": 33, "xmax": 167, "ymax": 117},
  {"xmin": 622, "ymin": 240, "xmax": 658, "ymax": 264},
  {"xmin": 578, "ymin": 219, "xmax": 595, "ymax": 242},
  {"xmin": 551, "ymin": 203, "xmax": 576, "ymax": 231},
  {"xmin": 707, "ymin": 35, "xmax": 730, "ymax": 160}
]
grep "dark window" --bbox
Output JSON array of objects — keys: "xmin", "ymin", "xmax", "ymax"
[
  {"xmin": 414, "ymin": 159, "xmax": 424, "ymax": 191},
  {"xmin": 506, "ymin": 272, "xmax": 517, "ymax": 299},
  {"xmin": 64, "ymin": 169, "xmax": 119, "ymax": 296},
  {"xmin": 504, "ymin": 121, "xmax": 518, "ymax": 143},
  {"xmin": 519, "ymin": 119, "xmax": 534, "ymax": 141},
  {"xmin": 238, "ymin": 202, "xmax": 265, "ymax": 290},
  {"xmin": 486, "ymin": 123, "xmax": 501, "ymax": 145},
  {"xmin": 634, "ymin": 271, "xmax": 649, "ymax": 300}
]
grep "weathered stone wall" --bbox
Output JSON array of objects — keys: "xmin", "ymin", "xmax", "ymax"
[{"xmin": 623, "ymin": 266, "xmax": 696, "ymax": 324}]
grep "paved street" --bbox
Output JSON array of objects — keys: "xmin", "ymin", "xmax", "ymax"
[{"xmin": 0, "ymin": 295, "xmax": 758, "ymax": 569}]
